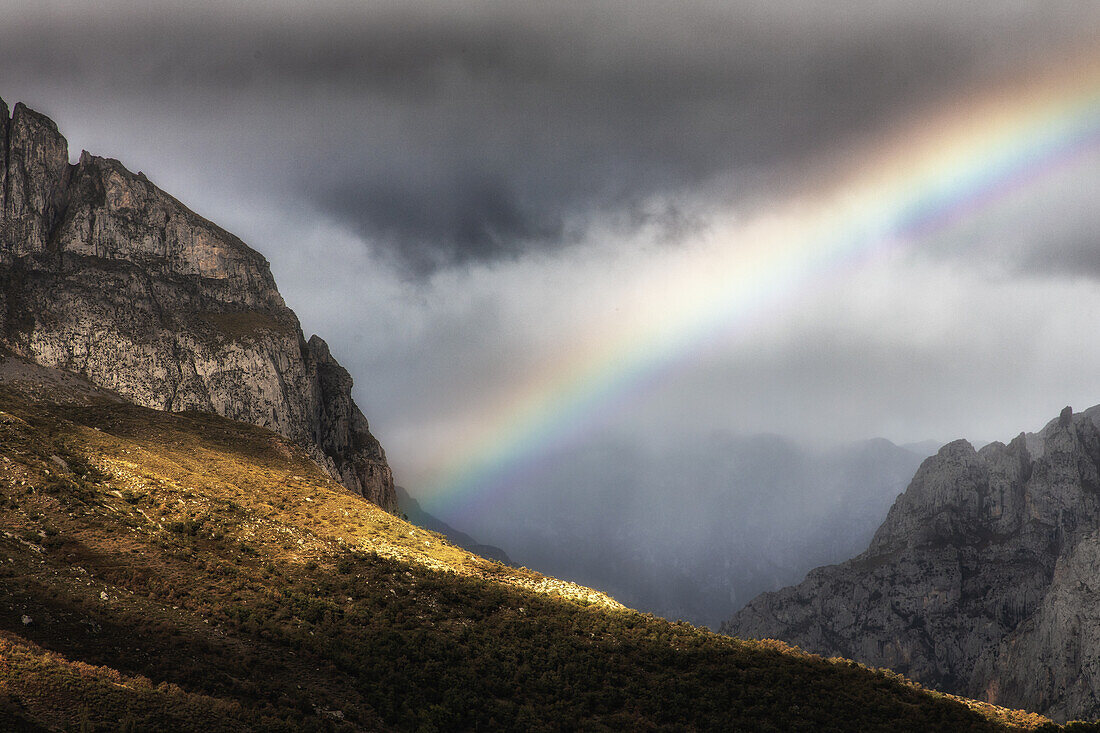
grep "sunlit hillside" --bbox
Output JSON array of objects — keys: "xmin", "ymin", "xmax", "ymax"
[{"xmin": 0, "ymin": 354, "xmax": 1070, "ymax": 731}]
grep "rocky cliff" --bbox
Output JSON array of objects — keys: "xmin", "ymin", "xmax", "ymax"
[
  {"xmin": 0, "ymin": 97, "xmax": 395, "ymax": 510},
  {"xmin": 722, "ymin": 404, "xmax": 1100, "ymax": 722}
]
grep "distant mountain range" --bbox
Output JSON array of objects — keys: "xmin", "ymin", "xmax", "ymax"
[
  {"xmin": 434, "ymin": 432, "xmax": 934, "ymax": 628},
  {"xmin": 725, "ymin": 404, "xmax": 1100, "ymax": 723}
]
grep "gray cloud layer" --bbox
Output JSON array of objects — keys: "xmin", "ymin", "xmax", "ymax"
[
  {"xmin": 2, "ymin": 2, "xmax": 1100, "ymax": 495},
  {"xmin": 3, "ymin": 1, "xmax": 1097, "ymax": 275}
]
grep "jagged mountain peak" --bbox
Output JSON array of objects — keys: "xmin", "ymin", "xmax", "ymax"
[
  {"xmin": 0, "ymin": 97, "xmax": 395, "ymax": 510},
  {"xmin": 723, "ymin": 402, "xmax": 1100, "ymax": 722}
]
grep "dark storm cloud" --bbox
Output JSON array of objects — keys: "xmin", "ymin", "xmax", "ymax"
[
  {"xmin": 1, "ymin": 1, "xmax": 1097, "ymax": 275},
  {"xmin": 274, "ymin": 11, "xmax": 974, "ymax": 275},
  {"xmin": 322, "ymin": 171, "xmax": 565, "ymax": 275},
  {"xmin": 1018, "ymin": 230, "xmax": 1100, "ymax": 279}
]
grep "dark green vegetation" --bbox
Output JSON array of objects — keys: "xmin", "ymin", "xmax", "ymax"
[{"xmin": 0, "ymin": 373, "xmax": 1066, "ymax": 731}]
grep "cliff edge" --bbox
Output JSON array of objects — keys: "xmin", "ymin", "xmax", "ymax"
[
  {"xmin": 723, "ymin": 404, "xmax": 1100, "ymax": 722},
  {"xmin": 0, "ymin": 97, "xmax": 395, "ymax": 510}
]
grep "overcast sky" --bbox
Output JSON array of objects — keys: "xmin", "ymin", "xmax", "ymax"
[{"xmin": 3, "ymin": 1, "xmax": 1100, "ymax": 502}]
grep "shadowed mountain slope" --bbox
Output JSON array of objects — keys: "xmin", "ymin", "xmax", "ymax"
[{"xmin": 0, "ymin": 353, "xmax": 1058, "ymax": 731}]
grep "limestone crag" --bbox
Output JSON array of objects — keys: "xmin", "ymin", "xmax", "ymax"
[
  {"xmin": 722, "ymin": 404, "xmax": 1100, "ymax": 722},
  {"xmin": 0, "ymin": 97, "xmax": 395, "ymax": 510}
]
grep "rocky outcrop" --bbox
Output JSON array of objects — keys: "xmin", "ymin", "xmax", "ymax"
[
  {"xmin": 1, "ymin": 102, "xmax": 71, "ymax": 257},
  {"xmin": 722, "ymin": 404, "xmax": 1100, "ymax": 721},
  {"xmin": 0, "ymin": 97, "xmax": 395, "ymax": 510}
]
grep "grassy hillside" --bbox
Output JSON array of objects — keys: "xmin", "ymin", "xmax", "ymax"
[{"xmin": 0, "ymin": 357, "xmax": 1073, "ymax": 731}]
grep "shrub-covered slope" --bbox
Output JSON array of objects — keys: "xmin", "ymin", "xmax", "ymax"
[{"xmin": 0, "ymin": 357, "xmax": 1063, "ymax": 731}]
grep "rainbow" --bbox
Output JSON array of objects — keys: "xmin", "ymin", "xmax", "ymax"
[{"xmin": 422, "ymin": 47, "xmax": 1100, "ymax": 520}]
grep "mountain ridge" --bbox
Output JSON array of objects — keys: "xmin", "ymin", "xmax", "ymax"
[
  {"xmin": 0, "ymin": 97, "xmax": 395, "ymax": 510},
  {"xmin": 724, "ymin": 403, "xmax": 1100, "ymax": 722}
]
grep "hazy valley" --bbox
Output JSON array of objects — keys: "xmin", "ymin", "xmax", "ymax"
[{"xmin": 431, "ymin": 434, "xmax": 930, "ymax": 628}]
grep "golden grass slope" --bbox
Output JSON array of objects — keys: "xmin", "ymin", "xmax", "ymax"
[{"xmin": 0, "ymin": 354, "xmax": 1078, "ymax": 731}]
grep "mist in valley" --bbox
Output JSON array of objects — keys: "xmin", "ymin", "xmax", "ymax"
[{"xmin": 429, "ymin": 433, "xmax": 932, "ymax": 629}]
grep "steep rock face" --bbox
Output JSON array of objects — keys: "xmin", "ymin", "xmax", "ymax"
[
  {"xmin": 722, "ymin": 405, "xmax": 1100, "ymax": 722},
  {"xmin": 0, "ymin": 98, "xmax": 395, "ymax": 510},
  {"xmin": 1, "ymin": 103, "xmax": 71, "ymax": 257},
  {"xmin": 0, "ymin": 98, "xmax": 7, "ymax": 226},
  {"xmin": 305, "ymin": 335, "xmax": 393, "ymax": 506}
]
